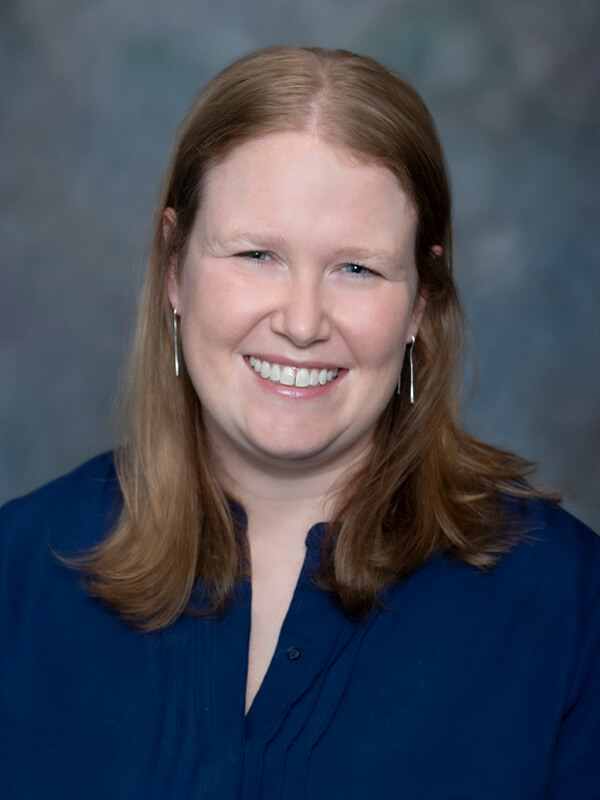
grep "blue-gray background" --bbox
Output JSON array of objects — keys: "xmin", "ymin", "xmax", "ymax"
[{"xmin": 1, "ymin": 0, "xmax": 599, "ymax": 530}]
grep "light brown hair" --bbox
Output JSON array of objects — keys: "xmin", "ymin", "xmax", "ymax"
[{"xmin": 75, "ymin": 46, "xmax": 542, "ymax": 629}]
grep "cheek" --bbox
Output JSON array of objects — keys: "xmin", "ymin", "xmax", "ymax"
[
  {"xmin": 343, "ymin": 297, "xmax": 413, "ymax": 368},
  {"xmin": 179, "ymin": 269, "xmax": 262, "ymax": 356}
]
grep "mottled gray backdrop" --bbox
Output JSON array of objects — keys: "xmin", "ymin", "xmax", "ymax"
[{"xmin": 1, "ymin": 0, "xmax": 599, "ymax": 530}]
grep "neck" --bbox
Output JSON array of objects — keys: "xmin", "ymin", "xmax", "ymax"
[{"xmin": 210, "ymin": 439, "xmax": 369, "ymax": 549}]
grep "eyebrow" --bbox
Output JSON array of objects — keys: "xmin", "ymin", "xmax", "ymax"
[{"xmin": 204, "ymin": 231, "xmax": 288, "ymax": 253}]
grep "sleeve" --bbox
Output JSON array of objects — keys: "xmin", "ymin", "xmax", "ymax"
[{"xmin": 549, "ymin": 584, "xmax": 600, "ymax": 798}]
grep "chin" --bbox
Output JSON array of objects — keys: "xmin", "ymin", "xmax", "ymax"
[
  {"xmin": 253, "ymin": 446, "xmax": 332, "ymax": 468},
  {"xmin": 245, "ymin": 435, "xmax": 342, "ymax": 468},
  {"xmin": 246, "ymin": 427, "xmax": 373, "ymax": 471}
]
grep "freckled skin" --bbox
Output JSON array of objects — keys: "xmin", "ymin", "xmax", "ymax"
[{"xmin": 168, "ymin": 131, "xmax": 426, "ymax": 474}]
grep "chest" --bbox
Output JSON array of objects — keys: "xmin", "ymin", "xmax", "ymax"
[
  {"xmin": 245, "ymin": 557, "xmax": 303, "ymax": 712},
  {"xmin": 8, "ymin": 582, "xmax": 568, "ymax": 800},
  {"xmin": 6, "ymin": 533, "xmax": 582, "ymax": 799}
]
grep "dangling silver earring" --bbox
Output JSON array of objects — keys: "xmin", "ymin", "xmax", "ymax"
[
  {"xmin": 396, "ymin": 336, "xmax": 416, "ymax": 400},
  {"xmin": 409, "ymin": 335, "xmax": 415, "ymax": 404},
  {"xmin": 173, "ymin": 308, "xmax": 180, "ymax": 377}
]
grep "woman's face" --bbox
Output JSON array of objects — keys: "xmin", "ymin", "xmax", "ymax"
[{"xmin": 167, "ymin": 131, "xmax": 425, "ymax": 474}]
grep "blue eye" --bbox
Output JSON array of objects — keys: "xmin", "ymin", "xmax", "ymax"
[
  {"xmin": 342, "ymin": 263, "xmax": 374, "ymax": 278},
  {"xmin": 239, "ymin": 251, "xmax": 269, "ymax": 262}
]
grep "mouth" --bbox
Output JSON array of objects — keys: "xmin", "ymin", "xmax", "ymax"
[{"xmin": 248, "ymin": 356, "xmax": 339, "ymax": 388}]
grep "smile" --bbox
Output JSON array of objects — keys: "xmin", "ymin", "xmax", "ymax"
[{"xmin": 248, "ymin": 356, "xmax": 339, "ymax": 388}]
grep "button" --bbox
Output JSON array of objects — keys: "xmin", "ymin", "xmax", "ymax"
[{"xmin": 286, "ymin": 646, "xmax": 301, "ymax": 661}]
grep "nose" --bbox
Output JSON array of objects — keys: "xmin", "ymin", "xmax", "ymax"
[{"xmin": 269, "ymin": 273, "xmax": 331, "ymax": 346}]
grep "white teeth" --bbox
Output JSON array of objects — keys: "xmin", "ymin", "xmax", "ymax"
[
  {"xmin": 280, "ymin": 366, "xmax": 294, "ymax": 386},
  {"xmin": 296, "ymin": 368, "xmax": 310, "ymax": 387},
  {"xmin": 249, "ymin": 358, "xmax": 339, "ymax": 387}
]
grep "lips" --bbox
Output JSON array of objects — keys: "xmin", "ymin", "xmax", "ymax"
[{"xmin": 248, "ymin": 356, "xmax": 339, "ymax": 388}]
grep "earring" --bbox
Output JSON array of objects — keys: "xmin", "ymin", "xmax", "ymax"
[
  {"xmin": 397, "ymin": 336, "xmax": 416, "ymax": 401},
  {"xmin": 408, "ymin": 335, "xmax": 415, "ymax": 404},
  {"xmin": 173, "ymin": 308, "xmax": 180, "ymax": 377}
]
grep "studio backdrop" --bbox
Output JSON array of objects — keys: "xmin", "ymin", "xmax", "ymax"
[{"xmin": 1, "ymin": 0, "xmax": 598, "ymax": 530}]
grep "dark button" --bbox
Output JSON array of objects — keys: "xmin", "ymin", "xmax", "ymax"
[{"xmin": 286, "ymin": 646, "xmax": 301, "ymax": 661}]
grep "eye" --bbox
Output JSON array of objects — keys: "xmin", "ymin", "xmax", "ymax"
[
  {"xmin": 341, "ymin": 263, "xmax": 376, "ymax": 278},
  {"xmin": 238, "ymin": 251, "xmax": 270, "ymax": 262}
]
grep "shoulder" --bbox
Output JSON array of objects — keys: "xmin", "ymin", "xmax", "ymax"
[
  {"xmin": 500, "ymin": 495, "xmax": 600, "ymax": 596},
  {"xmin": 498, "ymin": 497, "xmax": 600, "ymax": 781},
  {"xmin": 0, "ymin": 452, "xmax": 121, "ymax": 556},
  {"xmin": 0, "ymin": 453, "xmax": 123, "ymax": 639},
  {"xmin": 460, "ymin": 495, "xmax": 600, "ymax": 657},
  {"xmin": 395, "ymin": 496, "xmax": 600, "ymax": 652}
]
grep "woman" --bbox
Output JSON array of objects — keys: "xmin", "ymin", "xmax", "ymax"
[{"xmin": 1, "ymin": 46, "xmax": 599, "ymax": 798}]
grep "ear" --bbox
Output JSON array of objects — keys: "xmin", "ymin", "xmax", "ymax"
[
  {"xmin": 408, "ymin": 289, "xmax": 427, "ymax": 341},
  {"xmin": 163, "ymin": 208, "xmax": 181, "ymax": 311},
  {"xmin": 406, "ymin": 245, "xmax": 441, "ymax": 341}
]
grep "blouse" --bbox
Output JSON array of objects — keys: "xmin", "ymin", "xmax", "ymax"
[{"xmin": 1, "ymin": 452, "xmax": 599, "ymax": 799}]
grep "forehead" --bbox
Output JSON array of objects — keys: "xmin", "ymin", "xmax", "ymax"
[
  {"xmin": 205, "ymin": 130, "xmax": 407, "ymax": 191},
  {"xmin": 199, "ymin": 131, "xmax": 417, "ymax": 249}
]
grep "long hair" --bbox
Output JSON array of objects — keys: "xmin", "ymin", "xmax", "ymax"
[{"xmin": 75, "ymin": 46, "xmax": 541, "ymax": 629}]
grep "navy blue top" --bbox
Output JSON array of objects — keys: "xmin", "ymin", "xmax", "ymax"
[{"xmin": 1, "ymin": 453, "xmax": 600, "ymax": 798}]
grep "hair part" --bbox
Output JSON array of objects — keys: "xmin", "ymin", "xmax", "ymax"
[{"xmin": 71, "ymin": 46, "xmax": 547, "ymax": 629}]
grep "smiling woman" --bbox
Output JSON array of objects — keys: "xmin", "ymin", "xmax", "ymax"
[
  {"xmin": 166, "ymin": 131, "xmax": 423, "ymax": 473},
  {"xmin": 1, "ymin": 46, "xmax": 599, "ymax": 799}
]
